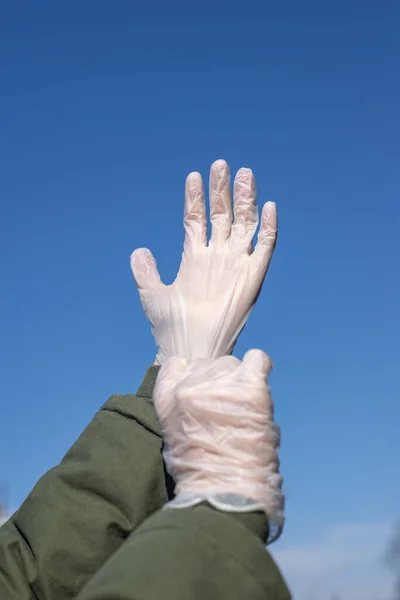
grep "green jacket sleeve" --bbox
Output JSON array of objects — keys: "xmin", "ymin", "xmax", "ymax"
[
  {"xmin": 76, "ymin": 504, "xmax": 291, "ymax": 600},
  {"xmin": 0, "ymin": 366, "xmax": 169, "ymax": 600}
]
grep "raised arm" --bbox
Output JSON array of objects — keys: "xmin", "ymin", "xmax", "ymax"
[
  {"xmin": 0, "ymin": 366, "xmax": 169, "ymax": 600},
  {"xmin": 76, "ymin": 351, "xmax": 290, "ymax": 600}
]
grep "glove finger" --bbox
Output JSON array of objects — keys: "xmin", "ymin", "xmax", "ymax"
[
  {"xmin": 240, "ymin": 349, "xmax": 273, "ymax": 381},
  {"xmin": 230, "ymin": 168, "xmax": 258, "ymax": 253},
  {"xmin": 251, "ymin": 201, "xmax": 278, "ymax": 274},
  {"xmin": 209, "ymin": 159, "xmax": 233, "ymax": 247},
  {"xmin": 240, "ymin": 350, "xmax": 274, "ymax": 419},
  {"xmin": 184, "ymin": 171, "xmax": 207, "ymax": 249},
  {"xmin": 130, "ymin": 247, "xmax": 164, "ymax": 292}
]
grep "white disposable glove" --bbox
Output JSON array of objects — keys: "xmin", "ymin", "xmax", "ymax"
[
  {"xmin": 130, "ymin": 159, "xmax": 277, "ymax": 365},
  {"xmin": 153, "ymin": 349, "xmax": 284, "ymax": 543}
]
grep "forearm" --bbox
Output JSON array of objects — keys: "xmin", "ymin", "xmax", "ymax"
[
  {"xmin": 77, "ymin": 504, "xmax": 290, "ymax": 600},
  {"xmin": 0, "ymin": 366, "xmax": 167, "ymax": 600}
]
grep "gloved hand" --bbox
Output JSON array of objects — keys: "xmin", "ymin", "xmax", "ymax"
[
  {"xmin": 153, "ymin": 349, "xmax": 284, "ymax": 543},
  {"xmin": 131, "ymin": 159, "xmax": 277, "ymax": 365}
]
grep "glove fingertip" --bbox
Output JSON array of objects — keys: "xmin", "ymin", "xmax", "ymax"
[
  {"xmin": 130, "ymin": 247, "xmax": 153, "ymax": 267},
  {"xmin": 130, "ymin": 248, "xmax": 161, "ymax": 289},
  {"xmin": 211, "ymin": 158, "xmax": 229, "ymax": 172},
  {"xmin": 242, "ymin": 349, "xmax": 273, "ymax": 378}
]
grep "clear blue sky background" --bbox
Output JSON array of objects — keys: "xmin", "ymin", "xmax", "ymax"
[{"xmin": 1, "ymin": 0, "xmax": 399, "ymax": 589}]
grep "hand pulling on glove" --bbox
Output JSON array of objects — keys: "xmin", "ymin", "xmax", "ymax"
[
  {"xmin": 153, "ymin": 349, "xmax": 284, "ymax": 543},
  {"xmin": 131, "ymin": 159, "xmax": 277, "ymax": 365}
]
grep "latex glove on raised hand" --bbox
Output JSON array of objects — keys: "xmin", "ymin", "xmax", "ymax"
[
  {"xmin": 130, "ymin": 159, "xmax": 277, "ymax": 365},
  {"xmin": 153, "ymin": 349, "xmax": 284, "ymax": 543}
]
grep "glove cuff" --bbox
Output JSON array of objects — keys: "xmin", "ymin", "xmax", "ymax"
[{"xmin": 164, "ymin": 492, "xmax": 283, "ymax": 544}]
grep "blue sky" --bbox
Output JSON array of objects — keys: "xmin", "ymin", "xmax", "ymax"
[{"xmin": 1, "ymin": 2, "xmax": 399, "ymax": 597}]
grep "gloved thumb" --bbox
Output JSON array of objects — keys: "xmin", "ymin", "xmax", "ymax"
[
  {"xmin": 241, "ymin": 349, "xmax": 273, "ymax": 381},
  {"xmin": 130, "ymin": 247, "xmax": 164, "ymax": 292}
]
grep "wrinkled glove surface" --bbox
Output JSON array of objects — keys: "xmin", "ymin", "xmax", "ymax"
[
  {"xmin": 131, "ymin": 159, "xmax": 277, "ymax": 365},
  {"xmin": 153, "ymin": 349, "xmax": 285, "ymax": 542}
]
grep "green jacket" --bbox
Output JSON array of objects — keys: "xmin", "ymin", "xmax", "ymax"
[{"xmin": 0, "ymin": 366, "xmax": 290, "ymax": 600}]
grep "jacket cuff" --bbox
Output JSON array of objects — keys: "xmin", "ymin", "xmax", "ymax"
[{"xmin": 138, "ymin": 504, "xmax": 289, "ymax": 598}]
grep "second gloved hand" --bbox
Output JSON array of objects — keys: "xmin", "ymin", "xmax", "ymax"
[{"xmin": 153, "ymin": 349, "xmax": 285, "ymax": 543}]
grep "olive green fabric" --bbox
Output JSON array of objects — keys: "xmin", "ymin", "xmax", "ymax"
[
  {"xmin": 77, "ymin": 504, "xmax": 291, "ymax": 600},
  {"xmin": 0, "ymin": 366, "xmax": 166, "ymax": 600},
  {"xmin": 0, "ymin": 364, "xmax": 291, "ymax": 600}
]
